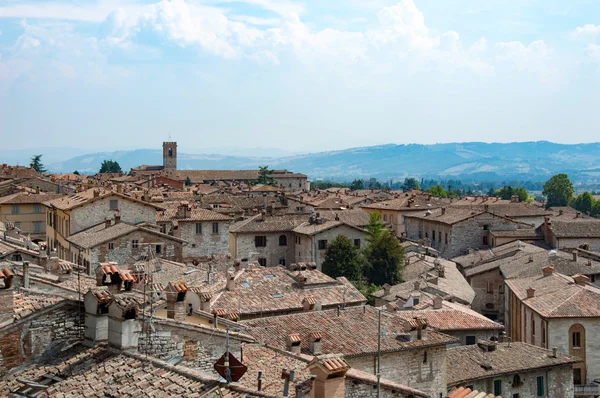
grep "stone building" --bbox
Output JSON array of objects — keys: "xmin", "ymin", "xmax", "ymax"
[
  {"xmin": 404, "ymin": 208, "xmax": 527, "ymax": 259},
  {"xmin": 156, "ymin": 201, "xmax": 231, "ymax": 262},
  {"xmin": 447, "ymin": 340, "xmax": 581, "ymax": 398},
  {"xmin": 540, "ymin": 215, "xmax": 600, "ymax": 251},
  {"xmin": 43, "ymin": 188, "xmax": 162, "ymax": 262},
  {"xmin": 243, "ymin": 305, "xmax": 457, "ymax": 397},
  {"xmin": 0, "ymin": 193, "xmax": 64, "ymax": 243},
  {"xmin": 505, "ymin": 268, "xmax": 600, "ymax": 393}
]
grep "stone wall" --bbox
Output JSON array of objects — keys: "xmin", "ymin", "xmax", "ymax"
[
  {"xmin": 556, "ymin": 237, "xmax": 600, "ymax": 252},
  {"xmin": 446, "ymin": 329, "xmax": 501, "ymax": 347},
  {"xmin": 71, "ymin": 195, "xmax": 157, "ymax": 234},
  {"xmin": 178, "ymin": 221, "xmax": 230, "ymax": 260},
  {"xmin": 232, "ymin": 232, "xmax": 296, "ymax": 267},
  {"xmin": 468, "ymin": 268, "xmax": 506, "ymax": 323},
  {"xmin": 0, "ymin": 303, "xmax": 83, "ymax": 374},
  {"xmin": 344, "ymin": 379, "xmax": 412, "ymax": 398},
  {"xmin": 346, "ymin": 346, "xmax": 447, "ymax": 398}
]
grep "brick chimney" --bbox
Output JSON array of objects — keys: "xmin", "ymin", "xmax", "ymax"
[
  {"xmin": 308, "ymin": 354, "xmax": 349, "ymax": 398},
  {"xmin": 527, "ymin": 287, "xmax": 536, "ymax": 298},
  {"xmin": 309, "ymin": 332, "xmax": 323, "ymax": 355},
  {"xmin": 302, "ymin": 296, "xmax": 316, "ymax": 311},
  {"xmin": 543, "ymin": 266, "xmax": 554, "ymax": 277},
  {"xmin": 0, "ymin": 268, "xmax": 15, "ymax": 325},
  {"xmin": 286, "ymin": 333, "xmax": 302, "ymax": 354},
  {"xmin": 573, "ymin": 274, "xmax": 589, "ymax": 286},
  {"xmin": 177, "ymin": 202, "xmax": 190, "ymax": 219},
  {"xmin": 166, "ymin": 281, "xmax": 188, "ymax": 321},
  {"xmin": 511, "ymin": 195, "xmax": 519, "ymax": 203},
  {"xmin": 441, "ymin": 207, "xmax": 446, "ymax": 215}
]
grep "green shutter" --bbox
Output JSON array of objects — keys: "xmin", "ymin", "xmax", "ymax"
[
  {"xmin": 537, "ymin": 376, "xmax": 544, "ymax": 396},
  {"xmin": 493, "ymin": 380, "xmax": 502, "ymax": 396}
]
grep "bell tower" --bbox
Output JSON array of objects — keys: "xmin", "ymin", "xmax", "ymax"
[{"xmin": 163, "ymin": 141, "xmax": 177, "ymax": 170}]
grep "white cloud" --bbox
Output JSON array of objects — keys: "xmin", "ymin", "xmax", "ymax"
[
  {"xmin": 572, "ymin": 24, "xmax": 600, "ymax": 40},
  {"xmin": 208, "ymin": 0, "xmax": 304, "ymax": 17},
  {"xmin": 495, "ymin": 40, "xmax": 550, "ymax": 69},
  {"xmin": 587, "ymin": 43, "xmax": 600, "ymax": 62},
  {"xmin": 373, "ymin": 0, "xmax": 438, "ymax": 50}
]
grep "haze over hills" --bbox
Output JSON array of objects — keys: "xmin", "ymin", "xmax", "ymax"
[{"xmin": 36, "ymin": 141, "xmax": 600, "ymax": 183}]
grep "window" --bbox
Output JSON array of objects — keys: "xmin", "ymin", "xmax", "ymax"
[
  {"xmin": 573, "ymin": 331, "xmax": 581, "ymax": 348},
  {"xmin": 513, "ymin": 395, "xmax": 520, "ymax": 398},
  {"xmin": 574, "ymin": 368, "xmax": 582, "ymax": 385},
  {"xmin": 532, "ymin": 316, "xmax": 536, "ymax": 336},
  {"xmin": 423, "ymin": 351, "xmax": 428, "ymax": 363},
  {"xmin": 499, "ymin": 284, "xmax": 505, "ymax": 294},
  {"xmin": 195, "ymin": 223, "xmax": 202, "ymax": 235},
  {"xmin": 318, "ymin": 240, "xmax": 327, "ymax": 250},
  {"xmin": 212, "ymin": 222, "xmax": 219, "ymax": 234},
  {"xmin": 156, "ymin": 245, "xmax": 162, "ymax": 254},
  {"xmin": 466, "ymin": 336, "xmax": 476, "ymax": 345},
  {"xmin": 296, "ymin": 207, "xmax": 303, "ymax": 213},
  {"xmin": 483, "ymin": 224, "xmax": 489, "ymax": 230},
  {"xmin": 258, "ymin": 258, "xmax": 267, "ymax": 267},
  {"xmin": 33, "ymin": 221, "xmax": 42, "ymax": 234},
  {"xmin": 493, "ymin": 380, "xmax": 502, "ymax": 396},
  {"xmin": 483, "ymin": 236, "xmax": 489, "ymax": 245},
  {"xmin": 241, "ymin": 281, "xmax": 251, "ymax": 288},
  {"xmin": 11, "ymin": 205, "xmax": 20, "ymax": 214},
  {"xmin": 432, "ymin": 231, "xmax": 436, "ymax": 241},
  {"xmin": 271, "ymin": 293, "xmax": 283, "ymax": 298},
  {"xmin": 418, "ymin": 231, "xmax": 422, "ymax": 239},
  {"xmin": 445, "ymin": 233, "xmax": 448, "ymax": 244},
  {"xmin": 168, "ymin": 148, "xmax": 173, "ymax": 157},
  {"xmin": 487, "ymin": 281, "xmax": 494, "ymax": 293},
  {"xmin": 413, "ymin": 297, "xmax": 420, "ymax": 305},
  {"xmin": 383, "ymin": 214, "xmax": 387, "ymax": 221},
  {"xmin": 542, "ymin": 321, "xmax": 547, "ymax": 347},
  {"xmin": 132, "ymin": 240, "xmax": 139, "ymax": 249},
  {"xmin": 255, "ymin": 236, "xmax": 267, "ymax": 247},
  {"xmin": 354, "ymin": 239, "xmax": 361, "ymax": 248},
  {"xmin": 537, "ymin": 376, "xmax": 544, "ymax": 396},
  {"xmin": 109, "ymin": 199, "xmax": 118, "ymax": 210},
  {"xmin": 265, "ymin": 273, "xmax": 275, "ymax": 278},
  {"xmin": 438, "ymin": 231, "xmax": 441, "ymax": 242},
  {"xmin": 279, "ymin": 258, "xmax": 286, "ymax": 266},
  {"xmin": 65, "ymin": 220, "xmax": 69, "ymax": 237},
  {"xmin": 108, "ymin": 243, "xmax": 114, "ymax": 250},
  {"xmin": 279, "ymin": 235, "xmax": 287, "ymax": 246},
  {"xmin": 33, "ymin": 204, "xmax": 41, "ymax": 214},
  {"xmin": 512, "ymin": 374, "xmax": 523, "ymax": 387}
]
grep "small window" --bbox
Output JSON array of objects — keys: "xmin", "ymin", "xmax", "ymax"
[
  {"xmin": 423, "ymin": 351, "xmax": 428, "ymax": 363},
  {"xmin": 483, "ymin": 224, "xmax": 489, "ymax": 230},
  {"xmin": 354, "ymin": 239, "xmax": 361, "ymax": 248},
  {"xmin": 466, "ymin": 336, "xmax": 476, "ymax": 345},
  {"xmin": 499, "ymin": 284, "xmax": 505, "ymax": 294},
  {"xmin": 108, "ymin": 242, "xmax": 114, "ymax": 250},
  {"xmin": 33, "ymin": 221, "xmax": 42, "ymax": 234},
  {"xmin": 258, "ymin": 258, "xmax": 267, "ymax": 267},
  {"xmin": 318, "ymin": 240, "xmax": 327, "ymax": 250},
  {"xmin": 487, "ymin": 281, "xmax": 494, "ymax": 293},
  {"xmin": 241, "ymin": 281, "xmax": 251, "ymax": 288},
  {"xmin": 573, "ymin": 331, "xmax": 581, "ymax": 348},
  {"xmin": 493, "ymin": 380, "xmax": 502, "ymax": 396},
  {"xmin": 271, "ymin": 293, "xmax": 283, "ymax": 298},
  {"xmin": 438, "ymin": 231, "xmax": 441, "ymax": 242},
  {"xmin": 132, "ymin": 240, "xmax": 139, "ymax": 249},
  {"xmin": 156, "ymin": 245, "xmax": 162, "ymax": 254},
  {"xmin": 168, "ymin": 148, "xmax": 173, "ymax": 157},
  {"xmin": 532, "ymin": 316, "xmax": 536, "ymax": 336},
  {"xmin": 109, "ymin": 199, "xmax": 119, "ymax": 210},
  {"xmin": 445, "ymin": 233, "xmax": 448, "ymax": 244},
  {"xmin": 418, "ymin": 231, "xmax": 422, "ymax": 239},
  {"xmin": 483, "ymin": 236, "xmax": 489, "ymax": 245},
  {"xmin": 279, "ymin": 258, "xmax": 286, "ymax": 266},
  {"xmin": 383, "ymin": 214, "xmax": 387, "ymax": 222},
  {"xmin": 413, "ymin": 297, "xmax": 420, "ymax": 305},
  {"xmin": 33, "ymin": 204, "xmax": 41, "ymax": 214},
  {"xmin": 512, "ymin": 374, "xmax": 522, "ymax": 387},
  {"xmin": 196, "ymin": 223, "xmax": 202, "ymax": 235},
  {"xmin": 212, "ymin": 222, "xmax": 219, "ymax": 234},
  {"xmin": 574, "ymin": 368, "xmax": 582, "ymax": 385},
  {"xmin": 255, "ymin": 236, "xmax": 267, "ymax": 247},
  {"xmin": 432, "ymin": 231, "xmax": 436, "ymax": 241},
  {"xmin": 11, "ymin": 205, "xmax": 20, "ymax": 214},
  {"xmin": 537, "ymin": 376, "xmax": 544, "ymax": 396},
  {"xmin": 279, "ymin": 235, "xmax": 287, "ymax": 246}
]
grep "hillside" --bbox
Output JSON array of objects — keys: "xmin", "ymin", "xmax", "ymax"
[{"xmin": 45, "ymin": 141, "xmax": 600, "ymax": 182}]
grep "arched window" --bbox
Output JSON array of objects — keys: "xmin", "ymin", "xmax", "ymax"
[
  {"xmin": 279, "ymin": 235, "xmax": 287, "ymax": 246},
  {"xmin": 512, "ymin": 374, "xmax": 523, "ymax": 387},
  {"xmin": 168, "ymin": 148, "xmax": 173, "ymax": 157}
]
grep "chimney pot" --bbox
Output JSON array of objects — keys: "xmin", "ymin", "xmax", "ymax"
[
  {"xmin": 573, "ymin": 274, "xmax": 590, "ymax": 286},
  {"xmin": 573, "ymin": 251, "xmax": 578, "ymax": 262},
  {"xmin": 543, "ymin": 266, "xmax": 554, "ymax": 277},
  {"xmin": 527, "ymin": 287, "xmax": 536, "ymax": 298}
]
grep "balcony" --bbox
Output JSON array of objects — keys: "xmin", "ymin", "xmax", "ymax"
[{"xmin": 574, "ymin": 384, "xmax": 600, "ymax": 396}]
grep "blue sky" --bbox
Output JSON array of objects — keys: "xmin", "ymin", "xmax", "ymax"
[{"xmin": 1, "ymin": 0, "xmax": 599, "ymax": 153}]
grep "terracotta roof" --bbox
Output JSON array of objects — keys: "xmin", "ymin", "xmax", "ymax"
[
  {"xmin": 447, "ymin": 342, "xmax": 582, "ymax": 386},
  {"xmin": 505, "ymin": 272, "xmax": 600, "ymax": 318},
  {"xmin": 500, "ymin": 250, "xmax": 600, "ymax": 279},
  {"xmin": 12, "ymin": 290, "xmax": 64, "ymax": 320},
  {"xmin": 0, "ymin": 193, "xmax": 65, "ymax": 205},
  {"xmin": 68, "ymin": 221, "xmax": 184, "ymax": 249},
  {"xmin": 292, "ymin": 220, "xmax": 365, "ymax": 236},
  {"xmin": 156, "ymin": 202, "xmax": 231, "ymax": 222},
  {"xmin": 243, "ymin": 306, "xmax": 457, "ymax": 357},
  {"xmin": 548, "ymin": 220, "xmax": 600, "ymax": 238},
  {"xmin": 43, "ymin": 188, "xmax": 162, "ymax": 211},
  {"xmin": 448, "ymin": 387, "xmax": 497, "ymax": 398},
  {"xmin": 488, "ymin": 228, "xmax": 543, "ymax": 238},
  {"xmin": 229, "ymin": 214, "xmax": 309, "ymax": 233}
]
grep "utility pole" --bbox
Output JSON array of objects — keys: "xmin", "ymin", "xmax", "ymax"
[
  {"xmin": 225, "ymin": 326, "xmax": 232, "ymax": 383},
  {"xmin": 377, "ymin": 309, "xmax": 381, "ymax": 398}
]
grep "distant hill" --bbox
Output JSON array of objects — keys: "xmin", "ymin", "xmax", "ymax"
[{"xmin": 45, "ymin": 141, "xmax": 600, "ymax": 183}]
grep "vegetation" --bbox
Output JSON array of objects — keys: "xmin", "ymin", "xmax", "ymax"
[
  {"xmin": 349, "ymin": 179, "xmax": 364, "ymax": 191},
  {"xmin": 363, "ymin": 227, "xmax": 404, "ymax": 286},
  {"xmin": 255, "ymin": 166, "xmax": 277, "ymax": 186},
  {"xmin": 185, "ymin": 176, "xmax": 192, "ymax": 186},
  {"xmin": 572, "ymin": 192, "xmax": 600, "ymax": 217},
  {"xmin": 312, "ymin": 180, "xmax": 349, "ymax": 190},
  {"xmin": 322, "ymin": 236, "xmax": 362, "ymax": 281},
  {"xmin": 543, "ymin": 174, "xmax": 574, "ymax": 208},
  {"xmin": 425, "ymin": 184, "xmax": 448, "ymax": 198},
  {"xmin": 30, "ymin": 154, "xmax": 46, "ymax": 173},
  {"xmin": 99, "ymin": 160, "xmax": 122, "ymax": 173},
  {"xmin": 492, "ymin": 186, "xmax": 530, "ymax": 202},
  {"xmin": 402, "ymin": 177, "xmax": 420, "ymax": 191},
  {"xmin": 73, "ymin": 170, "xmax": 80, "ymax": 175}
]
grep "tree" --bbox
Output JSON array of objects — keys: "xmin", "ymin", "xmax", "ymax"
[
  {"xmin": 73, "ymin": 170, "xmax": 80, "ymax": 175},
  {"xmin": 185, "ymin": 176, "xmax": 192, "ymax": 186},
  {"xmin": 30, "ymin": 154, "xmax": 46, "ymax": 173},
  {"xmin": 543, "ymin": 174, "xmax": 574, "ymax": 208},
  {"xmin": 573, "ymin": 192, "xmax": 594, "ymax": 214},
  {"xmin": 255, "ymin": 166, "xmax": 277, "ymax": 186},
  {"xmin": 322, "ymin": 235, "xmax": 363, "ymax": 281},
  {"xmin": 403, "ymin": 177, "xmax": 420, "ymax": 191},
  {"xmin": 350, "ymin": 179, "xmax": 364, "ymax": 191},
  {"xmin": 493, "ymin": 186, "xmax": 529, "ymax": 202},
  {"xmin": 366, "ymin": 213, "xmax": 385, "ymax": 244},
  {"xmin": 425, "ymin": 184, "xmax": 447, "ymax": 198},
  {"xmin": 99, "ymin": 160, "xmax": 122, "ymax": 173},
  {"xmin": 592, "ymin": 201, "xmax": 600, "ymax": 217},
  {"xmin": 363, "ymin": 230, "xmax": 404, "ymax": 286}
]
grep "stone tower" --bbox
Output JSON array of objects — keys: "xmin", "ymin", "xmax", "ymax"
[{"xmin": 163, "ymin": 141, "xmax": 177, "ymax": 170}]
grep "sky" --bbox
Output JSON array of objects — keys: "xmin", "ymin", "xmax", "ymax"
[{"xmin": 0, "ymin": 0, "xmax": 600, "ymax": 153}]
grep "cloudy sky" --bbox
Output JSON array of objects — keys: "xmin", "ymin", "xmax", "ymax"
[{"xmin": 0, "ymin": 0, "xmax": 599, "ymax": 153}]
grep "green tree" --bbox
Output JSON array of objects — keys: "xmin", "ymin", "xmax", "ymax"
[
  {"xmin": 350, "ymin": 179, "xmax": 364, "ymax": 191},
  {"xmin": 255, "ymin": 166, "xmax": 277, "ymax": 186},
  {"xmin": 366, "ymin": 213, "xmax": 385, "ymax": 244},
  {"xmin": 73, "ymin": 170, "xmax": 80, "ymax": 175},
  {"xmin": 363, "ymin": 230, "xmax": 404, "ymax": 286},
  {"xmin": 425, "ymin": 184, "xmax": 447, "ymax": 198},
  {"xmin": 99, "ymin": 160, "xmax": 122, "ymax": 173},
  {"xmin": 30, "ymin": 154, "xmax": 46, "ymax": 173},
  {"xmin": 403, "ymin": 177, "xmax": 420, "ymax": 191},
  {"xmin": 573, "ymin": 192, "xmax": 594, "ymax": 214},
  {"xmin": 322, "ymin": 235, "xmax": 363, "ymax": 280},
  {"xmin": 592, "ymin": 201, "xmax": 600, "ymax": 217},
  {"xmin": 185, "ymin": 176, "xmax": 192, "ymax": 186},
  {"xmin": 543, "ymin": 174, "xmax": 574, "ymax": 208},
  {"xmin": 493, "ymin": 186, "xmax": 529, "ymax": 202}
]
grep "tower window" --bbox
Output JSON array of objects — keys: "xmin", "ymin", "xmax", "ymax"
[{"xmin": 168, "ymin": 148, "xmax": 173, "ymax": 157}]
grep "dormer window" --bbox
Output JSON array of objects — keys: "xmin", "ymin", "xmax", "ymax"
[{"xmin": 413, "ymin": 297, "xmax": 420, "ymax": 305}]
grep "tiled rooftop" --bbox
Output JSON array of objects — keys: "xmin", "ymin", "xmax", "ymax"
[
  {"xmin": 156, "ymin": 202, "xmax": 231, "ymax": 222},
  {"xmin": 0, "ymin": 193, "xmax": 65, "ymax": 205},
  {"xmin": 229, "ymin": 214, "xmax": 309, "ymax": 233}
]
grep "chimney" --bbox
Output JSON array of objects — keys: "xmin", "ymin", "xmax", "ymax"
[
  {"xmin": 107, "ymin": 293, "xmax": 141, "ymax": 349},
  {"xmin": 382, "ymin": 283, "xmax": 391, "ymax": 296},
  {"xmin": 0, "ymin": 268, "xmax": 15, "ymax": 325},
  {"xmin": 114, "ymin": 214, "xmax": 121, "ymax": 224},
  {"xmin": 116, "ymin": 184, "xmax": 122, "ymax": 194},
  {"xmin": 105, "ymin": 218, "xmax": 112, "ymax": 228},
  {"xmin": 433, "ymin": 295, "xmax": 443, "ymax": 310},
  {"xmin": 576, "ymin": 212, "xmax": 581, "ymax": 218},
  {"xmin": 309, "ymin": 332, "xmax": 323, "ymax": 355},
  {"xmin": 286, "ymin": 334, "xmax": 302, "ymax": 354},
  {"xmin": 511, "ymin": 195, "xmax": 519, "ymax": 203},
  {"xmin": 558, "ymin": 209, "xmax": 564, "ymax": 216},
  {"xmin": 413, "ymin": 281, "xmax": 420, "ymax": 291},
  {"xmin": 22, "ymin": 261, "xmax": 30, "ymax": 289},
  {"xmin": 93, "ymin": 189, "xmax": 100, "ymax": 198},
  {"xmin": 573, "ymin": 251, "xmax": 578, "ymax": 262},
  {"xmin": 308, "ymin": 355, "xmax": 349, "ymax": 398},
  {"xmin": 226, "ymin": 271, "xmax": 236, "ymax": 291},
  {"xmin": 543, "ymin": 266, "xmax": 554, "ymax": 277},
  {"xmin": 527, "ymin": 287, "xmax": 536, "ymax": 298},
  {"xmin": 177, "ymin": 202, "xmax": 190, "ymax": 219},
  {"xmin": 166, "ymin": 281, "xmax": 188, "ymax": 321},
  {"xmin": 552, "ymin": 347, "xmax": 558, "ymax": 358},
  {"xmin": 199, "ymin": 293, "xmax": 212, "ymax": 312},
  {"xmin": 484, "ymin": 204, "xmax": 489, "ymax": 212},
  {"xmin": 441, "ymin": 207, "xmax": 446, "ymax": 215},
  {"xmin": 84, "ymin": 287, "xmax": 111, "ymax": 343},
  {"xmin": 573, "ymin": 274, "xmax": 589, "ymax": 286},
  {"xmin": 302, "ymin": 296, "xmax": 316, "ymax": 311}
]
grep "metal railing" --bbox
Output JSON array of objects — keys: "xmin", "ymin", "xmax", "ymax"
[{"xmin": 574, "ymin": 384, "xmax": 600, "ymax": 395}]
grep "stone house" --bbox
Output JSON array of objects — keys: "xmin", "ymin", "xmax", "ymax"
[
  {"xmin": 404, "ymin": 208, "xmax": 527, "ymax": 259},
  {"xmin": 449, "ymin": 197, "xmax": 553, "ymax": 228},
  {"xmin": 68, "ymin": 218, "xmax": 185, "ymax": 274},
  {"xmin": 43, "ymin": 188, "xmax": 162, "ymax": 263},
  {"xmin": 0, "ymin": 193, "xmax": 64, "ymax": 243},
  {"xmin": 447, "ymin": 340, "xmax": 581, "ymax": 398},
  {"xmin": 505, "ymin": 268, "xmax": 600, "ymax": 394},
  {"xmin": 156, "ymin": 201, "xmax": 231, "ymax": 262},
  {"xmin": 539, "ymin": 215, "xmax": 600, "ymax": 251},
  {"xmin": 243, "ymin": 305, "xmax": 457, "ymax": 398}
]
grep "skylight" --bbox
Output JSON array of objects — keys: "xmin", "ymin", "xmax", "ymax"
[
  {"xmin": 240, "ymin": 281, "xmax": 251, "ymax": 288},
  {"xmin": 271, "ymin": 293, "xmax": 283, "ymax": 298},
  {"xmin": 264, "ymin": 273, "xmax": 275, "ymax": 278}
]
